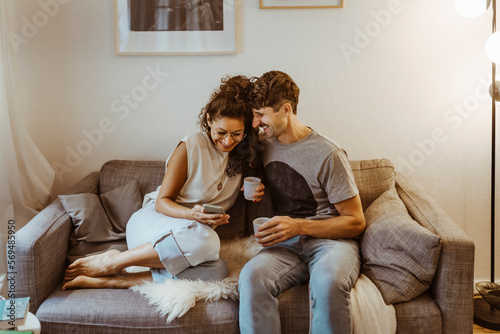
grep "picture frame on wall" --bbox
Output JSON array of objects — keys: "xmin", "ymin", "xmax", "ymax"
[
  {"xmin": 115, "ymin": 0, "xmax": 239, "ymax": 55},
  {"xmin": 260, "ymin": 0, "xmax": 343, "ymax": 9}
]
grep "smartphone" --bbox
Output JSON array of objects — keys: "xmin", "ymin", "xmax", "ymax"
[{"xmin": 203, "ymin": 204, "xmax": 225, "ymax": 215}]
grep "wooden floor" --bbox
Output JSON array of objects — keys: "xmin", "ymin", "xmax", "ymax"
[{"xmin": 474, "ymin": 323, "xmax": 500, "ymax": 333}]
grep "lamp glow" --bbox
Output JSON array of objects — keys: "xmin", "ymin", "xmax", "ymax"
[
  {"xmin": 454, "ymin": 0, "xmax": 491, "ymax": 17},
  {"xmin": 486, "ymin": 32, "xmax": 500, "ymax": 63}
]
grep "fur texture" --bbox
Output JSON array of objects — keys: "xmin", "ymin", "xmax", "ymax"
[{"xmin": 130, "ymin": 236, "xmax": 261, "ymax": 323}]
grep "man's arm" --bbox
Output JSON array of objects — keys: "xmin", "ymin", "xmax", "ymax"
[{"xmin": 255, "ymin": 194, "xmax": 366, "ymax": 247}]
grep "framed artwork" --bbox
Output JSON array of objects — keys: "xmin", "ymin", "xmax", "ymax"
[
  {"xmin": 115, "ymin": 0, "xmax": 239, "ymax": 55},
  {"xmin": 260, "ymin": 0, "xmax": 343, "ymax": 9}
]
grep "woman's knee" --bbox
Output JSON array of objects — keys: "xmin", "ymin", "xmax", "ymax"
[{"xmin": 176, "ymin": 222, "xmax": 221, "ymax": 265}]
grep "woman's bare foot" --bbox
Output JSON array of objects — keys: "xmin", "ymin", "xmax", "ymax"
[
  {"xmin": 64, "ymin": 250, "xmax": 123, "ymax": 281},
  {"xmin": 61, "ymin": 271, "xmax": 152, "ymax": 290}
]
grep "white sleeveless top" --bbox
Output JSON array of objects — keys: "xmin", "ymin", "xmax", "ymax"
[{"xmin": 143, "ymin": 132, "xmax": 242, "ymax": 212}]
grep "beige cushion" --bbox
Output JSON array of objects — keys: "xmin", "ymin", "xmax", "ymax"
[
  {"xmin": 350, "ymin": 159, "xmax": 395, "ymax": 211},
  {"xmin": 59, "ymin": 179, "xmax": 142, "ymax": 262},
  {"xmin": 361, "ymin": 187, "xmax": 442, "ymax": 304}
]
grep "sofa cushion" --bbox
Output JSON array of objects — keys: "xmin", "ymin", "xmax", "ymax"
[
  {"xmin": 59, "ymin": 194, "xmax": 123, "ymax": 244},
  {"xmin": 393, "ymin": 293, "xmax": 442, "ymax": 333},
  {"xmin": 36, "ymin": 288, "xmax": 239, "ymax": 334},
  {"xmin": 100, "ymin": 179, "xmax": 142, "ymax": 233},
  {"xmin": 100, "ymin": 160, "xmax": 165, "ymax": 198},
  {"xmin": 360, "ymin": 187, "xmax": 441, "ymax": 304},
  {"xmin": 100, "ymin": 159, "xmax": 250, "ymax": 241},
  {"xmin": 216, "ymin": 191, "xmax": 247, "ymax": 240},
  {"xmin": 59, "ymin": 179, "xmax": 142, "ymax": 262},
  {"xmin": 350, "ymin": 159, "xmax": 395, "ymax": 211}
]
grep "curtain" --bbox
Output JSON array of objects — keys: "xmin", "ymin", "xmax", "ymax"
[{"xmin": 0, "ymin": 0, "xmax": 55, "ymax": 295}]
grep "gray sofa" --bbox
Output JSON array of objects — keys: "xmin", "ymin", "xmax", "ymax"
[{"xmin": 15, "ymin": 158, "xmax": 474, "ymax": 333}]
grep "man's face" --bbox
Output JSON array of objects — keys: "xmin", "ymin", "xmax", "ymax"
[{"xmin": 252, "ymin": 106, "xmax": 286, "ymax": 140}]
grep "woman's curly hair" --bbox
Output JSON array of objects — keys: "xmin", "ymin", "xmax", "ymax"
[{"xmin": 198, "ymin": 75, "xmax": 262, "ymax": 177}]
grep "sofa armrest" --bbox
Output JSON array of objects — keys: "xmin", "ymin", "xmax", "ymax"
[
  {"xmin": 15, "ymin": 171, "xmax": 100, "ymax": 313},
  {"xmin": 395, "ymin": 173, "xmax": 474, "ymax": 334}
]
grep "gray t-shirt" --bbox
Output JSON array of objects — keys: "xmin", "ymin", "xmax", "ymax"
[{"xmin": 262, "ymin": 130, "xmax": 358, "ymax": 219}]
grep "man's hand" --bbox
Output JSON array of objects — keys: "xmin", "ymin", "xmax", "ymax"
[
  {"xmin": 254, "ymin": 195, "xmax": 366, "ymax": 246},
  {"xmin": 254, "ymin": 216, "xmax": 301, "ymax": 247}
]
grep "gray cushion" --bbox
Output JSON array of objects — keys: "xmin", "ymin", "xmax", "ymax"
[
  {"xmin": 59, "ymin": 193, "xmax": 124, "ymax": 244},
  {"xmin": 393, "ymin": 293, "xmax": 442, "ymax": 333},
  {"xmin": 216, "ymin": 191, "xmax": 248, "ymax": 240},
  {"xmin": 36, "ymin": 288, "xmax": 239, "ymax": 333},
  {"xmin": 36, "ymin": 284, "xmax": 309, "ymax": 333},
  {"xmin": 100, "ymin": 179, "xmax": 142, "ymax": 233},
  {"xmin": 99, "ymin": 160, "xmax": 249, "ymax": 241},
  {"xmin": 59, "ymin": 179, "xmax": 142, "ymax": 262},
  {"xmin": 99, "ymin": 160, "xmax": 165, "ymax": 198},
  {"xmin": 361, "ymin": 187, "xmax": 441, "ymax": 304}
]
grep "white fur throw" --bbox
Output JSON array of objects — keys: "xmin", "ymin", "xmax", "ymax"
[{"xmin": 131, "ymin": 236, "xmax": 396, "ymax": 333}]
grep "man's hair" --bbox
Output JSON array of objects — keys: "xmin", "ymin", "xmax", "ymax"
[{"xmin": 250, "ymin": 71, "xmax": 300, "ymax": 114}]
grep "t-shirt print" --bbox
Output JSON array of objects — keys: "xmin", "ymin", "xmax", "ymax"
[{"xmin": 265, "ymin": 161, "xmax": 318, "ymax": 218}]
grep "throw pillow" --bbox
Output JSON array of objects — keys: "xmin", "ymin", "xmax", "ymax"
[
  {"xmin": 59, "ymin": 179, "xmax": 142, "ymax": 261},
  {"xmin": 100, "ymin": 179, "xmax": 142, "ymax": 233},
  {"xmin": 59, "ymin": 193, "xmax": 124, "ymax": 245},
  {"xmin": 360, "ymin": 187, "xmax": 441, "ymax": 304}
]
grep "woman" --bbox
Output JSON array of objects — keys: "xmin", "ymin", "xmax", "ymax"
[{"xmin": 62, "ymin": 75, "xmax": 263, "ymax": 290}]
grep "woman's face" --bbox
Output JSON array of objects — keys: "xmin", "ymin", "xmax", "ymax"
[{"xmin": 208, "ymin": 116, "xmax": 246, "ymax": 153}]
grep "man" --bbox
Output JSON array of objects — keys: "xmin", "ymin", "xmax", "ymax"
[{"xmin": 238, "ymin": 71, "xmax": 366, "ymax": 333}]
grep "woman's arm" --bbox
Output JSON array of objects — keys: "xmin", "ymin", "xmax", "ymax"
[{"xmin": 155, "ymin": 142, "xmax": 229, "ymax": 227}]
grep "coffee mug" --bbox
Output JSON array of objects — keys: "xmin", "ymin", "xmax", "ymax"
[
  {"xmin": 253, "ymin": 217, "xmax": 270, "ymax": 236},
  {"xmin": 244, "ymin": 177, "xmax": 261, "ymax": 201}
]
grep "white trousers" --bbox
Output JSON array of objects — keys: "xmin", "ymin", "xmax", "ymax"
[{"xmin": 126, "ymin": 202, "xmax": 227, "ymax": 282}]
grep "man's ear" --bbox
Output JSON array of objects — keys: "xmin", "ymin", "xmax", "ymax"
[{"xmin": 281, "ymin": 103, "xmax": 293, "ymax": 115}]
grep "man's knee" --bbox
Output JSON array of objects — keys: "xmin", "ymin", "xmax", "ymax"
[
  {"xmin": 239, "ymin": 257, "xmax": 284, "ymax": 302},
  {"xmin": 239, "ymin": 258, "xmax": 268, "ymax": 294},
  {"xmin": 310, "ymin": 268, "xmax": 355, "ymax": 303}
]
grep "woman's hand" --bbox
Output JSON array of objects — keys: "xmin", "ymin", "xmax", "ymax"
[
  {"xmin": 240, "ymin": 183, "xmax": 265, "ymax": 202},
  {"xmin": 191, "ymin": 205, "xmax": 230, "ymax": 229}
]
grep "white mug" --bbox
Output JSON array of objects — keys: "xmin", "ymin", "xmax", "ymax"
[
  {"xmin": 244, "ymin": 177, "xmax": 261, "ymax": 201},
  {"xmin": 253, "ymin": 217, "xmax": 270, "ymax": 237}
]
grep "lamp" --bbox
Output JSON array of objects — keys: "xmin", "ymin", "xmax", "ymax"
[
  {"xmin": 486, "ymin": 32, "xmax": 500, "ymax": 64},
  {"xmin": 454, "ymin": 0, "xmax": 491, "ymax": 17},
  {"xmin": 461, "ymin": 0, "xmax": 500, "ymax": 330}
]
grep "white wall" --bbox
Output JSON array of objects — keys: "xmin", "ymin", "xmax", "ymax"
[{"xmin": 10, "ymin": 0, "xmax": 496, "ymax": 281}]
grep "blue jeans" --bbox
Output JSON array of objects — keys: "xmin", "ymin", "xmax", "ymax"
[{"xmin": 238, "ymin": 236, "xmax": 360, "ymax": 334}]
